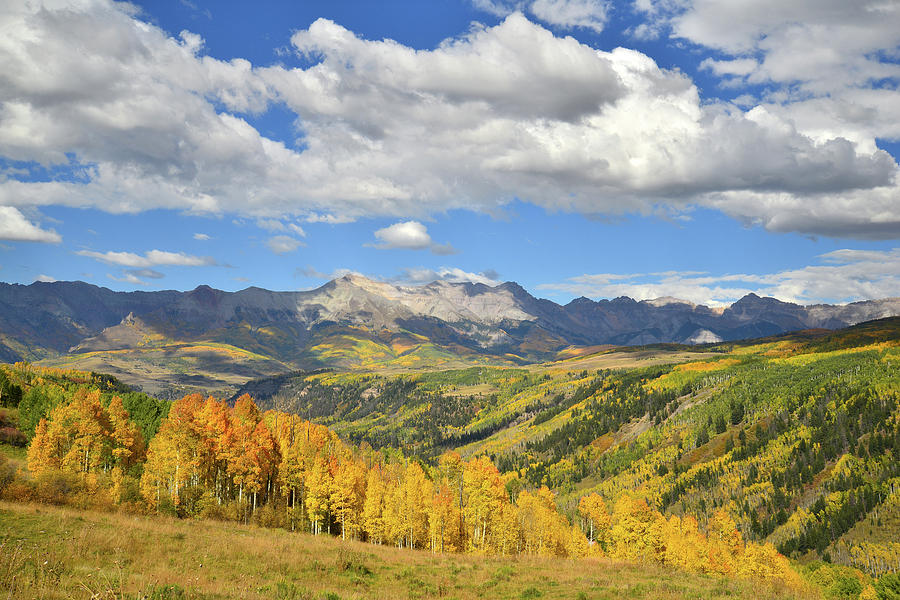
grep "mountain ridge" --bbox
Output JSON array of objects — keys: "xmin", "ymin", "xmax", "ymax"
[{"xmin": 2, "ymin": 277, "xmax": 897, "ymax": 394}]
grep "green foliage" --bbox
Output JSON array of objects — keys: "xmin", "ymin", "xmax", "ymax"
[{"xmin": 875, "ymin": 573, "xmax": 900, "ymax": 600}]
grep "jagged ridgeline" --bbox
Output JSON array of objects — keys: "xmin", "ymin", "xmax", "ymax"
[
  {"xmin": 0, "ymin": 317, "xmax": 898, "ymax": 598},
  {"xmin": 2, "ymin": 277, "xmax": 897, "ymax": 398}
]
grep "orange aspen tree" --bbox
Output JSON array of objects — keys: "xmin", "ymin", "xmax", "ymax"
[
  {"xmin": 707, "ymin": 510, "xmax": 744, "ymax": 574},
  {"xmin": 429, "ymin": 480, "xmax": 460, "ymax": 553}
]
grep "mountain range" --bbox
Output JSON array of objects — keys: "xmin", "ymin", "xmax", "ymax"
[{"xmin": 2, "ymin": 276, "xmax": 897, "ymax": 395}]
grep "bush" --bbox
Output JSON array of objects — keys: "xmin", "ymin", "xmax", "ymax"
[
  {"xmin": 875, "ymin": 574, "xmax": 900, "ymax": 600},
  {"xmin": 34, "ymin": 470, "xmax": 84, "ymax": 504},
  {"xmin": 0, "ymin": 454, "xmax": 15, "ymax": 494},
  {"xmin": 253, "ymin": 502, "xmax": 286, "ymax": 529},
  {"xmin": 0, "ymin": 426, "xmax": 27, "ymax": 446}
]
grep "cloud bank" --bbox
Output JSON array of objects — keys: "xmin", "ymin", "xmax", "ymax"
[
  {"xmin": 0, "ymin": 1, "xmax": 896, "ymax": 239},
  {"xmin": 539, "ymin": 248, "xmax": 900, "ymax": 306}
]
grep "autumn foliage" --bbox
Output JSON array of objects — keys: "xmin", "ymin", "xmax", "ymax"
[{"xmin": 16, "ymin": 389, "xmax": 806, "ymax": 589}]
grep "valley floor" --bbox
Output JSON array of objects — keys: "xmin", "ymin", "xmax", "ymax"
[{"xmin": 0, "ymin": 501, "xmax": 818, "ymax": 600}]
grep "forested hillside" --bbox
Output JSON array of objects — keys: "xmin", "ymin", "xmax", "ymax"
[{"xmin": 1, "ymin": 318, "xmax": 898, "ymax": 599}]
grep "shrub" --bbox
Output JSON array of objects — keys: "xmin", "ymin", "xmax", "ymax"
[
  {"xmin": 34, "ymin": 470, "xmax": 83, "ymax": 504},
  {"xmin": 0, "ymin": 453, "xmax": 15, "ymax": 494},
  {"xmin": 875, "ymin": 574, "xmax": 900, "ymax": 600},
  {"xmin": 0, "ymin": 426, "xmax": 27, "ymax": 446}
]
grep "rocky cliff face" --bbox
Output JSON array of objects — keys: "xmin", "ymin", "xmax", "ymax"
[{"xmin": 1, "ymin": 276, "xmax": 898, "ymax": 364}]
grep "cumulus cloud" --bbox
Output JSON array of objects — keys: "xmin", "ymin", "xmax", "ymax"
[
  {"xmin": 0, "ymin": 1, "xmax": 896, "ymax": 239},
  {"xmin": 76, "ymin": 249, "xmax": 216, "ymax": 267},
  {"xmin": 266, "ymin": 235, "xmax": 303, "ymax": 255},
  {"xmin": 371, "ymin": 221, "xmax": 457, "ymax": 254},
  {"xmin": 372, "ymin": 221, "xmax": 432, "ymax": 250},
  {"xmin": 0, "ymin": 206, "xmax": 61, "ymax": 243},
  {"xmin": 193, "ymin": 232, "xmax": 211, "ymax": 240},
  {"xmin": 539, "ymin": 248, "xmax": 900, "ymax": 305},
  {"xmin": 664, "ymin": 0, "xmax": 900, "ymax": 92},
  {"xmin": 472, "ymin": 0, "xmax": 609, "ymax": 32},
  {"xmin": 529, "ymin": 0, "xmax": 609, "ymax": 33},
  {"xmin": 35, "ymin": 274, "xmax": 57, "ymax": 283},
  {"xmin": 639, "ymin": 0, "xmax": 900, "ymax": 185}
]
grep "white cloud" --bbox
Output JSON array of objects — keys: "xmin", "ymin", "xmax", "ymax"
[
  {"xmin": 371, "ymin": 221, "xmax": 458, "ymax": 254},
  {"xmin": 257, "ymin": 219, "xmax": 307, "ymax": 236},
  {"xmin": 666, "ymin": 0, "xmax": 900, "ymax": 92},
  {"xmin": 35, "ymin": 274, "xmax": 57, "ymax": 283},
  {"xmin": 266, "ymin": 235, "xmax": 303, "ymax": 255},
  {"xmin": 400, "ymin": 267, "xmax": 501, "ymax": 286},
  {"xmin": 539, "ymin": 248, "xmax": 900, "ymax": 305},
  {"xmin": 76, "ymin": 249, "xmax": 216, "ymax": 267},
  {"xmin": 108, "ymin": 272, "xmax": 147, "ymax": 285},
  {"xmin": 0, "ymin": 206, "xmax": 61, "ymax": 243},
  {"xmin": 472, "ymin": 0, "xmax": 608, "ymax": 32},
  {"xmin": 0, "ymin": 1, "xmax": 895, "ymax": 239},
  {"xmin": 700, "ymin": 58, "xmax": 759, "ymax": 78},
  {"xmin": 127, "ymin": 268, "xmax": 165, "ymax": 279},
  {"xmin": 529, "ymin": 0, "xmax": 609, "ymax": 33},
  {"xmin": 638, "ymin": 1, "xmax": 900, "ymax": 200},
  {"xmin": 372, "ymin": 221, "xmax": 433, "ymax": 250},
  {"xmin": 193, "ymin": 232, "xmax": 211, "ymax": 240}
]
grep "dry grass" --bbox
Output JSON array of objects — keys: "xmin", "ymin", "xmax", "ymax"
[
  {"xmin": 0, "ymin": 501, "xmax": 821, "ymax": 600},
  {"xmin": 535, "ymin": 349, "xmax": 720, "ymax": 374}
]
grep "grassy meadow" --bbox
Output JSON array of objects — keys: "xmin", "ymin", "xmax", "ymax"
[{"xmin": 0, "ymin": 500, "xmax": 816, "ymax": 600}]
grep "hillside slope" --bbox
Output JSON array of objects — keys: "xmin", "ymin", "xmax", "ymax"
[{"xmin": 231, "ymin": 318, "xmax": 900, "ymax": 576}]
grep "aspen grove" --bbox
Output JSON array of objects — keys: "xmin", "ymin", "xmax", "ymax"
[{"xmin": 22, "ymin": 388, "xmax": 802, "ymax": 588}]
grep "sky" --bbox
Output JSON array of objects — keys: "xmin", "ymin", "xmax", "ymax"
[{"xmin": 1, "ymin": 0, "xmax": 899, "ymax": 307}]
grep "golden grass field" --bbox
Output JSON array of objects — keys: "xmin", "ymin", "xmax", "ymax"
[{"xmin": 0, "ymin": 501, "xmax": 820, "ymax": 600}]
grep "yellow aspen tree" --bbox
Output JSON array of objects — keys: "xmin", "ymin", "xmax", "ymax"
[
  {"xmin": 382, "ymin": 463, "xmax": 407, "ymax": 547},
  {"xmin": 567, "ymin": 524, "xmax": 590, "ymax": 558},
  {"xmin": 363, "ymin": 464, "xmax": 387, "ymax": 544},
  {"xmin": 26, "ymin": 417, "xmax": 56, "ymax": 475},
  {"xmin": 305, "ymin": 455, "xmax": 332, "ymax": 535},
  {"xmin": 60, "ymin": 389, "xmax": 113, "ymax": 476},
  {"xmin": 578, "ymin": 492, "xmax": 611, "ymax": 549},
  {"xmin": 108, "ymin": 395, "xmax": 145, "ymax": 470},
  {"xmin": 402, "ymin": 461, "xmax": 432, "ymax": 549},
  {"xmin": 462, "ymin": 456, "xmax": 507, "ymax": 553},
  {"xmin": 438, "ymin": 451, "xmax": 467, "ymax": 545},
  {"xmin": 609, "ymin": 495, "xmax": 666, "ymax": 562},
  {"xmin": 663, "ymin": 514, "xmax": 708, "ymax": 573},
  {"xmin": 331, "ymin": 456, "xmax": 366, "ymax": 540},
  {"xmin": 140, "ymin": 394, "xmax": 205, "ymax": 510}
]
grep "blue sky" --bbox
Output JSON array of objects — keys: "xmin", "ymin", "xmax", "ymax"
[{"xmin": 1, "ymin": 0, "xmax": 898, "ymax": 306}]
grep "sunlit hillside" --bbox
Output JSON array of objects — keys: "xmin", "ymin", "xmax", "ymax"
[{"xmin": 1, "ymin": 318, "xmax": 898, "ymax": 599}]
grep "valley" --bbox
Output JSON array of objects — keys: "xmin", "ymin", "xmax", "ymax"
[{"xmin": 1, "ymin": 316, "xmax": 897, "ymax": 599}]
